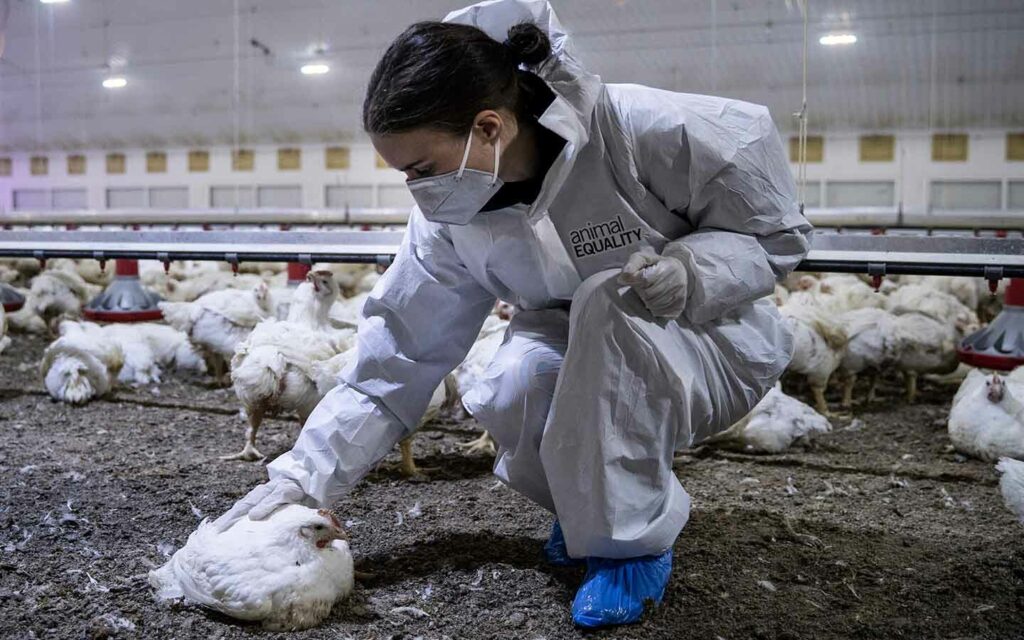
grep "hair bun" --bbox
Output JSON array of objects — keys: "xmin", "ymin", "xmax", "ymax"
[{"xmin": 504, "ymin": 22, "xmax": 551, "ymax": 66}]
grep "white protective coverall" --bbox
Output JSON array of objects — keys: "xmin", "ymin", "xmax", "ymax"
[{"xmin": 267, "ymin": 0, "xmax": 812, "ymax": 559}]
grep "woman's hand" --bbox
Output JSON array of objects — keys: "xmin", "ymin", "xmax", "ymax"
[
  {"xmin": 617, "ymin": 250, "xmax": 689, "ymax": 319},
  {"xmin": 211, "ymin": 476, "xmax": 317, "ymax": 533}
]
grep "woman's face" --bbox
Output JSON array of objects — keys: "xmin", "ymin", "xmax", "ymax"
[{"xmin": 371, "ymin": 110, "xmax": 507, "ymax": 181}]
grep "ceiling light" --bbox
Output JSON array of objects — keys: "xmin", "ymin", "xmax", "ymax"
[
  {"xmin": 40, "ymin": 0, "xmax": 71, "ymax": 4},
  {"xmin": 102, "ymin": 76, "xmax": 127, "ymax": 89},
  {"xmin": 300, "ymin": 63, "xmax": 330, "ymax": 75},
  {"xmin": 819, "ymin": 33, "xmax": 857, "ymax": 46}
]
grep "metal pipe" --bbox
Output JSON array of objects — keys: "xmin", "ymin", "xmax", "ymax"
[
  {"xmin": 2, "ymin": 206, "xmax": 1021, "ymax": 230},
  {"xmin": 0, "ymin": 207, "xmax": 411, "ymax": 226}
]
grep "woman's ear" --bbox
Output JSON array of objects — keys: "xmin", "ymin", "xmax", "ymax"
[{"xmin": 474, "ymin": 110, "xmax": 510, "ymax": 144}]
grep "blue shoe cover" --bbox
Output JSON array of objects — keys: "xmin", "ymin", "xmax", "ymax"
[
  {"xmin": 543, "ymin": 521, "xmax": 583, "ymax": 566},
  {"xmin": 571, "ymin": 549, "xmax": 673, "ymax": 628}
]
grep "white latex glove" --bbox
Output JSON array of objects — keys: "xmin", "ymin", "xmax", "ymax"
[
  {"xmin": 211, "ymin": 476, "xmax": 317, "ymax": 533},
  {"xmin": 617, "ymin": 249, "xmax": 689, "ymax": 319}
]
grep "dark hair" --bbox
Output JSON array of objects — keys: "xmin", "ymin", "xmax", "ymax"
[{"xmin": 363, "ymin": 21, "xmax": 552, "ymax": 135}]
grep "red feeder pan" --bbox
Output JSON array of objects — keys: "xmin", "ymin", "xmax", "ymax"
[
  {"xmin": 957, "ymin": 278, "xmax": 1024, "ymax": 371},
  {"xmin": 1, "ymin": 283, "xmax": 25, "ymax": 313},
  {"xmin": 82, "ymin": 259, "xmax": 164, "ymax": 322}
]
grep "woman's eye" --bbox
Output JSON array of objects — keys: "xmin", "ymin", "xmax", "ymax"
[{"xmin": 413, "ymin": 167, "xmax": 432, "ymax": 178}]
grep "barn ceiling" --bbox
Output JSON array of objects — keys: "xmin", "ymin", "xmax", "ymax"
[{"xmin": 1, "ymin": 0, "xmax": 1022, "ymax": 151}]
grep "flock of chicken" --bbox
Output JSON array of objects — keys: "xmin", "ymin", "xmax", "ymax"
[{"xmin": 1, "ymin": 257, "xmax": 1022, "ymax": 630}]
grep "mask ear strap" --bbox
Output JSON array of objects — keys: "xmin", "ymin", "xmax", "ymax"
[
  {"xmin": 456, "ymin": 130, "xmax": 474, "ymax": 180},
  {"xmin": 490, "ymin": 137, "xmax": 501, "ymax": 186}
]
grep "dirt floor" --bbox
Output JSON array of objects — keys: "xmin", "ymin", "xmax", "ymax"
[{"xmin": 0, "ymin": 333, "xmax": 1022, "ymax": 640}]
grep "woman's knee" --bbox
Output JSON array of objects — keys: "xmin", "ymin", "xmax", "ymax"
[{"xmin": 466, "ymin": 347, "xmax": 562, "ymax": 420}]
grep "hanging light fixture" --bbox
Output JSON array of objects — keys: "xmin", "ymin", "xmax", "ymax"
[
  {"xmin": 300, "ymin": 63, "xmax": 330, "ymax": 75},
  {"xmin": 819, "ymin": 33, "xmax": 857, "ymax": 46},
  {"xmin": 102, "ymin": 76, "xmax": 127, "ymax": 89}
]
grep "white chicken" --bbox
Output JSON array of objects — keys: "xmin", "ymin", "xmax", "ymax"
[
  {"xmin": 837, "ymin": 307, "xmax": 905, "ymax": 407},
  {"xmin": 779, "ymin": 302, "xmax": 848, "ymax": 414},
  {"xmin": 885, "ymin": 284, "xmax": 980, "ymax": 334},
  {"xmin": 995, "ymin": 457, "xmax": 1024, "ymax": 525},
  {"xmin": 699, "ymin": 384, "xmax": 832, "ymax": 453},
  {"xmin": 149, "ymin": 505, "xmax": 353, "ymax": 631},
  {"xmin": 898, "ymin": 275, "xmax": 979, "ymax": 313},
  {"xmin": 947, "ymin": 369, "xmax": 1024, "ymax": 461},
  {"xmin": 890, "ymin": 312, "xmax": 960, "ymax": 403},
  {"xmin": 100, "ymin": 323, "xmax": 207, "ymax": 385},
  {"xmin": 163, "ymin": 270, "xmax": 266, "ymax": 304},
  {"xmin": 225, "ymin": 272, "xmax": 352, "ymax": 461},
  {"xmin": 48, "ymin": 319, "xmax": 203, "ymax": 389},
  {"xmin": 28, "ymin": 269, "xmax": 99, "ymax": 331},
  {"xmin": 159, "ymin": 283, "xmax": 271, "ymax": 383},
  {"xmin": 40, "ymin": 323, "xmax": 124, "ymax": 404}
]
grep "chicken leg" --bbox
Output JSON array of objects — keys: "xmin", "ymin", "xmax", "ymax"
[
  {"xmin": 221, "ymin": 406, "xmax": 265, "ymax": 462},
  {"xmin": 810, "ymin": 384, "xmax": 830, "ymax": 415},
  {"xmin": 905, "ymin": 371, "xmax": 919, "ymax": 403},
  {"xmin": 456, "ymin": 431, "xmax": 497, "ymax": 456},
  {"xmin": 840, "ymin": 374, "xmax": 857, "ymax": 409}
]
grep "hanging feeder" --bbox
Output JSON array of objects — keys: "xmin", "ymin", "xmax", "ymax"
[
  {"xmin": 82, "ymin": 259, "xmax": 164, "ymax": 322},
  {"xmin": 0, "ymin": 283, "xmax": 25, "ymax": 313},
  {"xmin": 957, "ymin": 278, "xmax": 1024, "ymax": 371}
]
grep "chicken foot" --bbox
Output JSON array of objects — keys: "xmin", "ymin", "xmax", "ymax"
[
  {"xmin": 456, "ymin": 431, "xmax": 497, "ymax": 456},
  {"xmin": 221, "ymin": 406, "xmax": 266, "ymax": 462}
]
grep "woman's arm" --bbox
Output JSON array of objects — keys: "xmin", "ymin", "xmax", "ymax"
[
  {"xmin": 618, "ymin": 87, "xmax": 812, "ymax": 325},
  {"xmin": 266, "ymin": 210, "xmax": 496, "ymax": 506}
]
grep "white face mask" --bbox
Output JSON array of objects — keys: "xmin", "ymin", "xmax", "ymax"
[{"xmin": 406, "ymin": 130, "xmax": 503, "ymax": 225}]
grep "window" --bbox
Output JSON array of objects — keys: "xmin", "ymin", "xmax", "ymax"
[
  {"xmin": 146, "ymin": 151, "xmax": 167, "ymax": 173},
  {"xmin": 1007, "ymin": 133, "xmax": 1024, "ymax": 161},
  {"xmin": 149, "ymin": 187, "xmax": 189, "ymax": 208},
  {"xmin": 278, "ymin": 148, "xmax": 301, "ymax": 170},
  {"xmin": 325, "ymin": 185, "xmax": 374, "ymax": 208},
  {"xmin": 30, "ymin": 156, "xmax": 48, "ymax": 176},
  {"xmin": 188, "ymin": 150, "xmax": 210, "ymax": 172},
  {"xmin": 325, "ymin": 146, "xmax": 350, "ymax": 170},
  {"xmin": 929, "ymin": 181, "xmax": 1001, "ymax": 210},
  {"xmin": 826, "ymin": 181, "xmax": 895, "ymax": 207},
  {"xmin": 796, "ymin": 180, "xmax": 821, "ymax": 207},
  {"xmin": 932, "ymin": 134, "xmax": 968, "ymax": 162},
  {"xmin": 232, "ymin": 149, "xmax": 254, "ymax": 171},
  {"xmin": 1005, "ymin": 182, "xmax": 1024, "ymax": 209},
  {"xmin": 106, "ymin": 153, "xmax": 126, "ymax": 174},
  {"xmin": 107, "ymin": 187, "xmax": 146, "ymax": 208},
  {"xmin": 378, "ymin": 184, "xmax": 414, "ymax": 207},
  {"xmin": 52, "ymin": 188, "xmax": 88, "ymax": 210},
  {"xmin": 0, "ymin": 157, "xmax": 11, "ymax": 176},
  {"xmin": 789, "ymin": 136, "xmax": 823, "ymax": 163},
  {"xmin": 859, "ymin": 135, "xmax": 894, "ymax": 162},
  {"xmin": 257, "ymin": 185, "xmax": 301, "ymax": 208},
  {"xmin": 210, "ymin": 186, "xmax": 256, "ymax": 208},
  {"xmin": 13, "ymin": 189, "xmax": 50, "ymax": 210},
  {"xmin": 67, "ymin": 154, "xmax": 87, "ymax": 175}
]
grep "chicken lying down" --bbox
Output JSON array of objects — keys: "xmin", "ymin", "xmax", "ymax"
[
  {"xmin": 159, "ymin": 282, "xmax": 271, "ymax": 384},
  {"xmin": 310, "ymin": 347, "xmax": 451, "ymax": 478},
  {"xmin": 41, "ymin": 324, "xmax": 124, "ymax": 404},
  {"xmin": 947, "ymin": 369, "xmax": 1024, "ymax": 462},
  {"xmin": 41, "ymin": 321, "xmax": 205, "ymax": 403},
  {"xmin": 28, "ymin": 268, "xmax": 100, "ymax": 332},
  {"xmin": 700, "ymin": 384, "xmax": 832, "ymax": 453},
  {"xmin": 149, "ymin": 505, "xmax": 353, "ymax": 631},
  {"xmin": 779, "ymin": 302, "xmax": 848, "ymax": 414},
  {"xmin": 996, "ymin": 457, "xmax": 1024, "ymax": 525}
]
